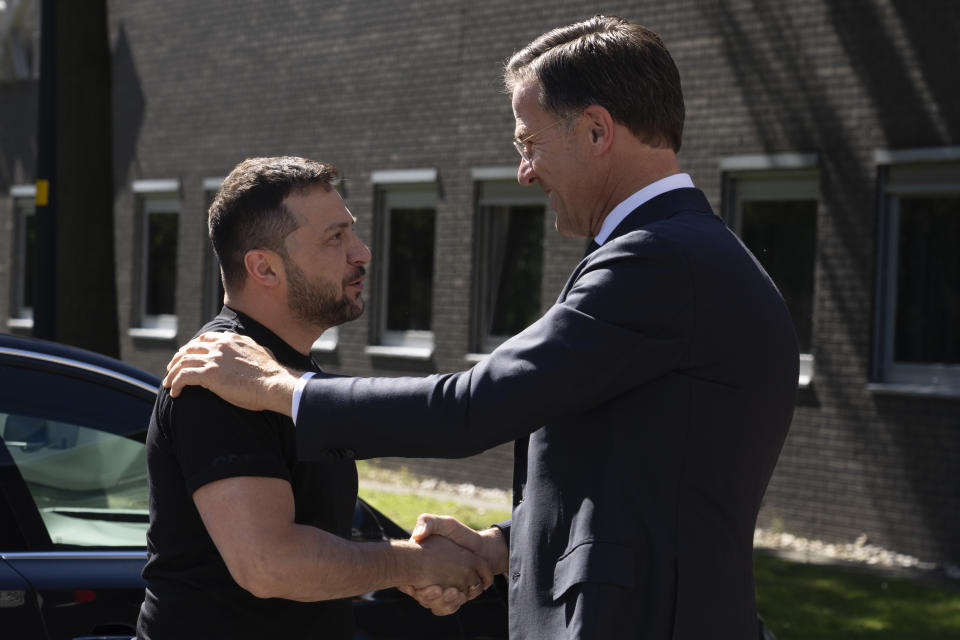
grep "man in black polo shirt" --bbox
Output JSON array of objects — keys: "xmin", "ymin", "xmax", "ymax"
[{"xmin": 136, "ymin": 157, "xmax": 489, "ymax": 639}]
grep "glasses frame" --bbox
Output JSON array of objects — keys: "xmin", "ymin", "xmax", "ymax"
[{"xmin": 512, "ymin": 113, "xmax": 582, "ymax": 164}]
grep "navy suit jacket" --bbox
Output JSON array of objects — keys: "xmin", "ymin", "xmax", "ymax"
[{"xmin": 298, "ymin": 188, "xmax": 798, "ymax": 639}]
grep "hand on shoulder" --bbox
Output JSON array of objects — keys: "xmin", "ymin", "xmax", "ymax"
[{"xmin": 163, "ymin": 331, "xmax": 300, "ymax": 416}]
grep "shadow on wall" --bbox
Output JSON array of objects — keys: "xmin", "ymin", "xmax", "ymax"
[
  {"xmin": 830, "ymin": 0, "xmax": 960, "ymax": 146},
  {"xmin": 112, "ymin": 22, "xmax": 145, "ymax": 193},
  {"xmin": 0, "ymin": 21, "xmax": 147, "ymax": 193},
  {"xmin": 700, "ymin": 0, "xmax": 960, "ymax": 565}
]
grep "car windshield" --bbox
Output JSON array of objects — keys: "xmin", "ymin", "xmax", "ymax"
[{"xmin": 1, "ymin": 412, "xmax": 149, "ymax": 548}]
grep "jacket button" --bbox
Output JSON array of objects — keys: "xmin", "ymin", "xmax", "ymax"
[{"xmin": 511, "ymin": 571, "xmax": 520, "ymax": 581}]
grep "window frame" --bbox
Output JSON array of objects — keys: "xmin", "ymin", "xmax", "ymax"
[
  {"xmin": 8, "ymin": 184, "xmax": 36, "ymax": 330},
  {"xmin": 366, "ymin": 170, "xmax": 438, "ymax": 360},
  {"xmin": 470, "ymin": 168, "xmax": 548, "ymax": 356},
  {"xmin": 129, "ymin": 179, "xmax": 180, "ymax": 341},
  {"xmin": 721, "ymin": 154, "xmax": 820, "ymax": 387},
  {"xmin": 871, "ymin": 147, "xmax": 960, "ymax": 395}
]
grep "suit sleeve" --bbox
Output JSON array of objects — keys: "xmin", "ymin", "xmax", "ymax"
[{"xmin": 297, "ymin": 233, "xmax": 694, "ymax": 460}]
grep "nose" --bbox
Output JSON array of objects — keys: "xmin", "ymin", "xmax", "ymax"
[
  {"xmin": 517, "ymin": 158, "xmax": 537, "ymax": 186},
  {"xmin": 349, "ymin": 235, "xmax": 372, "ymax": 266}
]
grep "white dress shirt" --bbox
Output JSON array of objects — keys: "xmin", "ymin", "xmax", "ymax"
[
  {"xmin": 593, "ymin": 173, "xmax": 695, "ymax": 245},
  {"xmin": 293, "ymin": 371, "xmax": 315, "ymax": 424}
]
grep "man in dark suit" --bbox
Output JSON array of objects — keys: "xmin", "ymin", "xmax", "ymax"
[{"xmin": 164, "ymin": 16, "xmax": 798, "ymax": 639}]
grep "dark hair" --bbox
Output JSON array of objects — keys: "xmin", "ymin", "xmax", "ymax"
[
  {"xmin": 208, "ymin": 156, "xmax": 339, "ymax": 290},
  {"xmin": 505, "ymin": 16, "xmax": 684, "ymax": 151}
]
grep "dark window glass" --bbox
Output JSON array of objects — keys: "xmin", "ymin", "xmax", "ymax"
[
  {"xmin": 741, "ymin": 200, "xmax": 817, "ymax": 352},
  {"xmin": 146, "ymin": 212, "xmax": 178, "ymax": 315},
  {"xmin": 22, "ymin": 209, "xmax": 36, "ymax": 310},
  {"xmin": 481, "ymin": 204, "xmax": 544, "ymax": 340},
  {"xmin": 894, "ymin": 196, "xmax": 960, "ymax": 364},
  {"xmin": 386, "ymin": 207, "xmax": 434, "ymax": 331}
]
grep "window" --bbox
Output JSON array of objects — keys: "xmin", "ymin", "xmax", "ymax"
[
  {"xmin": 2, "ymin": 416, "xmax": 148, "ymax": 547},
  {"xmin": 0, "ymin": 356, "xmax": 153, "ymax": 549},
  {"xmin": 8, "ymin": 184, "xmax": 36, "ymax": 330},
  {"xmin": 0, "ymin": 0, "xmax": 39, "ymax": 81},
  {"xmin": 367, "ymin": 170, "xmax": 438, "ymax": 359},
  {"xmin": 873, "ymin": 147, "xmax": 960, "ymax": 393},
  {"xmin": 472, "ymin": 174, "xmax": 547, "ymax": 354},
  {"xmin": 722, "ymin": 155, "xmax": 819, "ymax": 386},
  {"xmin": 130, "ymin": 180, "xmax": 179, "ymax": 340}
]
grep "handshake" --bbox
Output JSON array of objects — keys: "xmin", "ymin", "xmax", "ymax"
[{"xmin": 398, "ymin": 514, "xmax": 509, "ymax": 616}]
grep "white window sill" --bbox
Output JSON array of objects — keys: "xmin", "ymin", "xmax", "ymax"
[
  {"xmin": 128, "ymin": 327, "xmax": 178, "ymax": 341},
  {"xmin": 6, "ymin": 317, "xmax": 34, "ymax": 330},
  {"xmin": 312, "ymin": 339, "xmax": 337, "ymax": 353},
  {"xmin": 867, "ymin": 383, "xmax": 960, "ymax": 399},
  {"xmin": 796, "ymin": 353, "xmax": 815, "ymax": 388},
  {"xmin": 465, "ymin": 352, "xmax": 489, "ymax": 363},
  {"xmin": 312, "ymin": 328, "xmax": 339, "ymax": 353},
  {"xmin": 364, "ymin": 345, "xmax": 433, "ymax": 360}
]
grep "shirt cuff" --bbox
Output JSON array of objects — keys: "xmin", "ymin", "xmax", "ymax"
[{"xmin": 291, "ymin": 371, "xmax": 316, "ymax": 425}]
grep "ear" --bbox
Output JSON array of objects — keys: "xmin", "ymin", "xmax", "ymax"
[
  {"xmin": 242, "ymin": 249, "xmax": 282, "ymax": 289},
  {"xmin": 582, "ymin": 104, "xmax": 615, "ymax": 156}
]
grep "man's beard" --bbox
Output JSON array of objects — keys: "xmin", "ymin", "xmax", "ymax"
[{"xmin": 285, "ymin": 258, "xmax": 364, "ymax": 329}]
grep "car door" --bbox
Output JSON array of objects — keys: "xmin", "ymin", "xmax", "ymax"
[{"xmin": 0, "ymin": 347, "xmax": 155, "ymax": 640}]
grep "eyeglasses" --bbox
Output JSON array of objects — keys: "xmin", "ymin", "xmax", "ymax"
[{"xmin": 512, "ymin": 113, "xmax": 582, "ymax": 164}]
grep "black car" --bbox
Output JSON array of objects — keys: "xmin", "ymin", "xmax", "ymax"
[{"xmin": 0, "ymin": 333, "xmax": 507, "ymax": 639}]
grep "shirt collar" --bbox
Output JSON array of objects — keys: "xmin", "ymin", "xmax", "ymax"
[
  {"xmin": 594, "ymin": 173, "xmax": 695, "ymax": 245},
  {"xmin": 218, "ymin": 305, "xmax": 318, "ymax": 372}
]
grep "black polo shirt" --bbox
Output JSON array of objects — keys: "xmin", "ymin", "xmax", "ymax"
[{"xmin": 137, "ymin": 307, "xmax": 358, "ymax": 640}]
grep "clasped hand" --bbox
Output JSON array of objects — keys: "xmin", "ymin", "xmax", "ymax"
[{"xmin": 401, "ymin": 514, "xmax": 509, "ymax": 616}]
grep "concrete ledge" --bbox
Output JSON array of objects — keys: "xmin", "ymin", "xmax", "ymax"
[
  {"xmin": 867, "ymin": 382, "xmax": 960, "ymax": 399},
  {"xmin": 364, "ymin": 344, "xmax": 433, "ymax": 360}
]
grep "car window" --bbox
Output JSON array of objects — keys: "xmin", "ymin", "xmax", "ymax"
[
  {"xmin": 1, "ymin": 412, "xmax": 149, "ymax": 548},
  {"xmin": 0, "ymin": 356, "xmax": 155, "ymax": 549}
]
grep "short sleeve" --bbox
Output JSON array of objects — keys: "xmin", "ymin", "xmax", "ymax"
[{"xmin": 161, "ymin": 386, "xmax": 292, "ymax": 494}]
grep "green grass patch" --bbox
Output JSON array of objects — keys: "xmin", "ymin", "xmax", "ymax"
[
  {"xmin": 358, "ymin": 486, "xmax": 512, "ymax": 533},
  {"xmin": 755, "ymin": 551, "xmax": 960, "ymax": 638},
  {"xmin": 355, "ymin": 462, "xmax": 960, "ymax": 639},
  {"xmin": 356, "ymin": 460, "xmax": 512, "ymax": 532}
]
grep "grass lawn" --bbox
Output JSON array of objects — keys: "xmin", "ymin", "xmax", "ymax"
[
  {"xmin": 358, "ymin": 485, "xmax": 512, "ymax": 532},
  {"xmin": 357, "ymin": 463, "xmax": 960, "ymax": 638},
  {"xmin": 357, "ymin": 460, "xmax": 512, "ymax": 532},
  {"xmin": 755, "ymin": 551, "xmax": 960, "ymax": 639}
]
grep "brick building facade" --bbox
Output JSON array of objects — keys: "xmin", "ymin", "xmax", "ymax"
[{"xmin": 2, "ymin": 1, "xmax": 958, "ymax": 568}]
